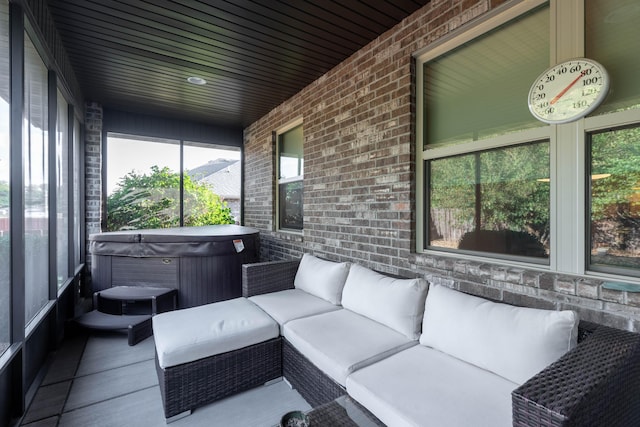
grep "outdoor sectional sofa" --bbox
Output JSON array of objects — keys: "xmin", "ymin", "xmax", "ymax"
[{"xmin": 152, "ymin": 254, "xmax": 640, "ymax": 426}]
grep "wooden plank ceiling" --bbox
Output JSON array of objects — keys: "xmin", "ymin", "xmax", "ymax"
[{"xmin": 46, "ymin": 0, "xmax": 431, "ymax": 128}]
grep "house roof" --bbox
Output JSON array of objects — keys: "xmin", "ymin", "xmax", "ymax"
[
  {"xmin": 186, "ymin": 159, "xmax": 238, "ymax": 182},
  {"xmin": 198, "ymin": 160, "xmax": 241, "ymax": 199}
]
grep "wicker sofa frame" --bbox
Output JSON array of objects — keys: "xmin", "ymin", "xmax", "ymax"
[
  {"xmin": 242, "ymin": 259, "xmax": 640, "ymax": 427},
  {"xmin": 155, "ymin": 337, "xmax": 282, "ymax": 420},
  {"xmin": 283, "ymin": 337, "xmax": 347, "ymax": 408}
]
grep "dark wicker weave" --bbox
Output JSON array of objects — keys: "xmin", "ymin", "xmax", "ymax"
[
  {"xmin": 242, "ymin": 259, "xmax": 300, "ymax": 297},
  {"xmin": 283, "ymin": 338, "xmax": 347, "ymax": 408},
  {"xmin": 128, "ymin": 317, "xmax": 153, "ymax": 346},
  {"xmin": 240, "ymin": 259, "xmax": 640, "ymax": 426},
  {"xmin": 513, "ymin": 323, "xmax": 640, "ymax": 427},
  {"xmin": 156, "ymin": 337, "xmax": 282, "ymax": 419}
]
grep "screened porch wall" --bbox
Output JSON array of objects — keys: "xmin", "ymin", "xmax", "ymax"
[{"xmin": 82, "ymin": 105, "xmax": 244, "ymax": 272}]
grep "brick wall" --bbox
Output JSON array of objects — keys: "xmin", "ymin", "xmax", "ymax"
[
  {"xmin": 84, "ymin": 101, "xmax": 103, "ymax": 267},
  {"xmin": 243, "ymin": 0, "xmax": 640, "ymax": 331}
]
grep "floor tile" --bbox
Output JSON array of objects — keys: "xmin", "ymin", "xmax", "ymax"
[
  {"xmin": 21, "ymin": 381, "xmax": 71, "ymax": 424},
  {"xmin": 59, "ymin": 386, "xmax": 165, "ymax": 427},
  {"xmin": 170, "ymin": 380, "xmax": 312, "ymax": 427},
  {"xmin": 65, "ymin": 359, "xmax": 158, "ymax": 411},
  {"xmin": 75, "ymin": 332, "xmax": 154, "ymax": 376},
  {"xmin": 25, "ymin": 332, "xmax": 311, "ymax": 427},
  {"xmin": 41, "ymin": 332, "xmax": 88, "ymax": 386},
  {"xmin": 20, "ymin": 415, "xmax": 59, "ymax": 427}
]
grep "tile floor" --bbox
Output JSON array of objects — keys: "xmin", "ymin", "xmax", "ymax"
[{"xmin": 18, "ymin": 330, "xmax": 310, "ymax": 427}]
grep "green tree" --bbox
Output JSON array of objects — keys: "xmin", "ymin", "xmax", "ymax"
[
  {"xmin": 0, "ymin": 181, "xmax": 8, "ymax": 209},
  {"xmin": 591, "ymin": 128, "xmax": 640, "ymax": 222},
  {"xmin": 590, "ymin": 127, "xmax": 640, "ymax": 252},
  {"xmin": 106, "ymin": 166, "xmax": 233, "ymax": 231},
  {"xmin": 430, "ymin": 142, "xmax": 550, "ymax": 247}
]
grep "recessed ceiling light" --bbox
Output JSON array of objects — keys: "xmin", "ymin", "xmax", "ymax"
[{"xmin": 187, "ymin": 76, "xmax": 207, "ymax": 85}]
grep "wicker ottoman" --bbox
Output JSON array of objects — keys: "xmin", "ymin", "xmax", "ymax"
[{"xmin": 152, "ymin": 297, "xmax": 281, "ymax": 421}]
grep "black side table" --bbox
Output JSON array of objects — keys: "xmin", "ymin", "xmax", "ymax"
[
  {"xmin": 76, "ymin": 286, "xmax": 178, "ymax": 346},
  {"xmin": 94, "ymin": 286, "xmax": 178, "ymax": 315}
]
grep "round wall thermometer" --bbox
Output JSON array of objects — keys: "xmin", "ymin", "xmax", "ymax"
[{"xmin": 528, "ymin": 58, "xmax": 610, "ymax": 124}]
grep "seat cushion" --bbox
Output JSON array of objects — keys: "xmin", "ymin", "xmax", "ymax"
[
  {"xmin": 421, "ymin": 284, "xmax": 579, "ymax": 384},
  {"xmin": 294, "ymin": 254, "xmax": 350, "ymax": 305},
  {"xmin": 341, "ymin": 264, "xmax": 428, "ymax": 339},
  {"xmin": 153, "ymin": 297, "xmax": 279, "ymax": 368},
  {"xmin": 283, "ymin": 309, "xmax": 415, "ymax": 386},
  {"xmin": 346, "ymin": 345, "xmax": 517, "ymax": 427},
  {"xmin": 249, "ymin": 289, "xmax": 341, "ymax": 328}
]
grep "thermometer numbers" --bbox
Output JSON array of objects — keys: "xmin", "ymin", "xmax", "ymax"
[{"xmin": 528, "ymin": 59, "xmax": 609, "ymax": 124}]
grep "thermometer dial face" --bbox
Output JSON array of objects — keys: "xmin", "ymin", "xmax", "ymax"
[{"xmin": 528, "ymin": 58, "xmax": 609, "ymax": 124}]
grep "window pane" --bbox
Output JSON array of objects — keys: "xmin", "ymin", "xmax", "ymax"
[
  {"xmin": 278, "ymin": 124, "xmax": 304, "ymax": 231},
  {"xmin": 428, "ymin": 141, "xmax": 550, "ymax": 259},
  {"xmin": 279, "ymin": 181, "xmax": 303, "ymax": 230},
  {"xmin": 589, "ymin": 126, "xmax": 640, "ymax": 274},
  {"xmin": 586, "ymin": 0, "xmax": 640, "ymax": 113},
  {"xmin": 183, "ymin": 142, "xmax": 241, "ymax": 224},
  {"xmin": 424, "ymin": 6, "xmax": 548, "ymax": 148},
  {"xmin": 279, "ymin": 125, "xmax": 303, "ymax": 179},
  {"xmin": 106, "ymin": 134, "xmax": 180, "ymax": 231},
  {"xmin": 24, "ymin": 34, "xmax": 49, "ymax": 323},
  {"xmin": 0, "ymin": 0, "xmax": 10, "ymax": 354},
  {"xmin": 56, "ymin": 90, "xmax": 69, "ymax": 287}
]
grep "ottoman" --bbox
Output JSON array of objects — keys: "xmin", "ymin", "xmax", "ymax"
[{"xmin": 152, "ymin": 297, "xmax": 281, "ymax": 421}]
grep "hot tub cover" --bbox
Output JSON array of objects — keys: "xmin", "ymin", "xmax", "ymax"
[{"xmin": 89, "ymin": 225, "xmax": 259, "ymax": 257}]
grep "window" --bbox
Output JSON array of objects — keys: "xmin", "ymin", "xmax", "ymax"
[
  {"xmin": 418, "ymin": 0, "xmax": 640, "ymax": 279},
  {"xmin": 0, "ymin": 0, "xmax": 10, "ymax": 355},
  {"xmin": 586, "ymin": 0, "xmax": 640, "ymax": 114},
  {"xmin": 23, "ymin": 33, "xmax": 49, "ymax": 323},
  {"xmin": 584, "ymin": 0, "xmax": 640, "ymax": 276},
  {"xmin": 423, "ymin": 8, "xmax": 547, "ymax": 149},
  {"xmin": 183, "ymin": 142, "xmax": 241, "ymax": 224},
  {"xmin": 277, "ymin": 123, "xmax": 303, "ymax": 231},
  {"xmin": 106, "ymin": 133, "xmax": 239, "ymax": 231},
  {"xmin": 588, "ymin": 126, "xmax": 640, "ymax": 276},
  {"xmin": 418, "ymin": 5, "xmax": 550, "ymax": 261},
  {"xmin": 429, "ymin": 142, "xmax": 550, "ymax": 261},
  {"xmin": 106, "ymin": 134, "xmax": 180, "ymax": 230},
  {"xmin": 56, "ymin": 90, "xmax": 69, "ymax": 287}
]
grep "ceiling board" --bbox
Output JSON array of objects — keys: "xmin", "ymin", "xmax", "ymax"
[{"xmin": 47, "ymin": 0, "xmax": 431, "ymax": 127}]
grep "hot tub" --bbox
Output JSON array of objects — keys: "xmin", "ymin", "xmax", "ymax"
[{"xmin": 89, "ymin": 225, "xmax": 260, "ymax": 308}]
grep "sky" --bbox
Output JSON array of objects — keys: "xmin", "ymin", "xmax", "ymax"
[{"xmin": 106, "ymin": 136, "xmax": 240, "ymax": 195}]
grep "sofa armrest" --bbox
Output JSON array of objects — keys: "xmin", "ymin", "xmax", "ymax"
[
  {"xmin": 512, "ymin": 324, "xmax": 640, "ymax": 427},
  {"xmin": 242, "ymin": 260, "xmax": 300, "ymax": 297}
]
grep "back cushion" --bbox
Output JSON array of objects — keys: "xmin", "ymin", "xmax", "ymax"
[
  {"xmin": 341, "ymin": 264, "xmax": 429, "ymax": 340},
  {"xmin": 294, "ymin": 254, "xmax": 350, "ymax": 305},
  {"xmin": 420, "ymin": 284, "xmax": 579, "ymax": 385}
]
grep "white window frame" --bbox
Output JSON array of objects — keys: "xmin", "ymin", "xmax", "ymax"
[
  {"xmin": 415, "ymin": 0, "xmax": 640, "ymax": 283},
  {"xmin": 276, "ymin": 117, "xmax": 304, "ymax": 233}
]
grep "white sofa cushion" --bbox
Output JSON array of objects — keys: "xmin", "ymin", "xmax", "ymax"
[
  {"xmin": 420, "ymin": 284, "xmax": 579, "ymax": 384},
  {"xmin": 249, "ymin": 289, "xmax": 341, "ymax": 328},
  {"xmin": 153, "ymin": 297, "xmax": 279, "ymax": 369},
  {"xmin": 346, "ymin": 345, "xmax": 517, "ymax": 427},
  {"xmin": 341, "ymin": 264, "xmax": 428, "ymax": 339},
  {"xmin": 294, "ymin": 254, "xmax": 350, "ymax": 305},
  {"xmin": 283, "ymin": 309, "xmax": 416, "ymax": 386}
]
